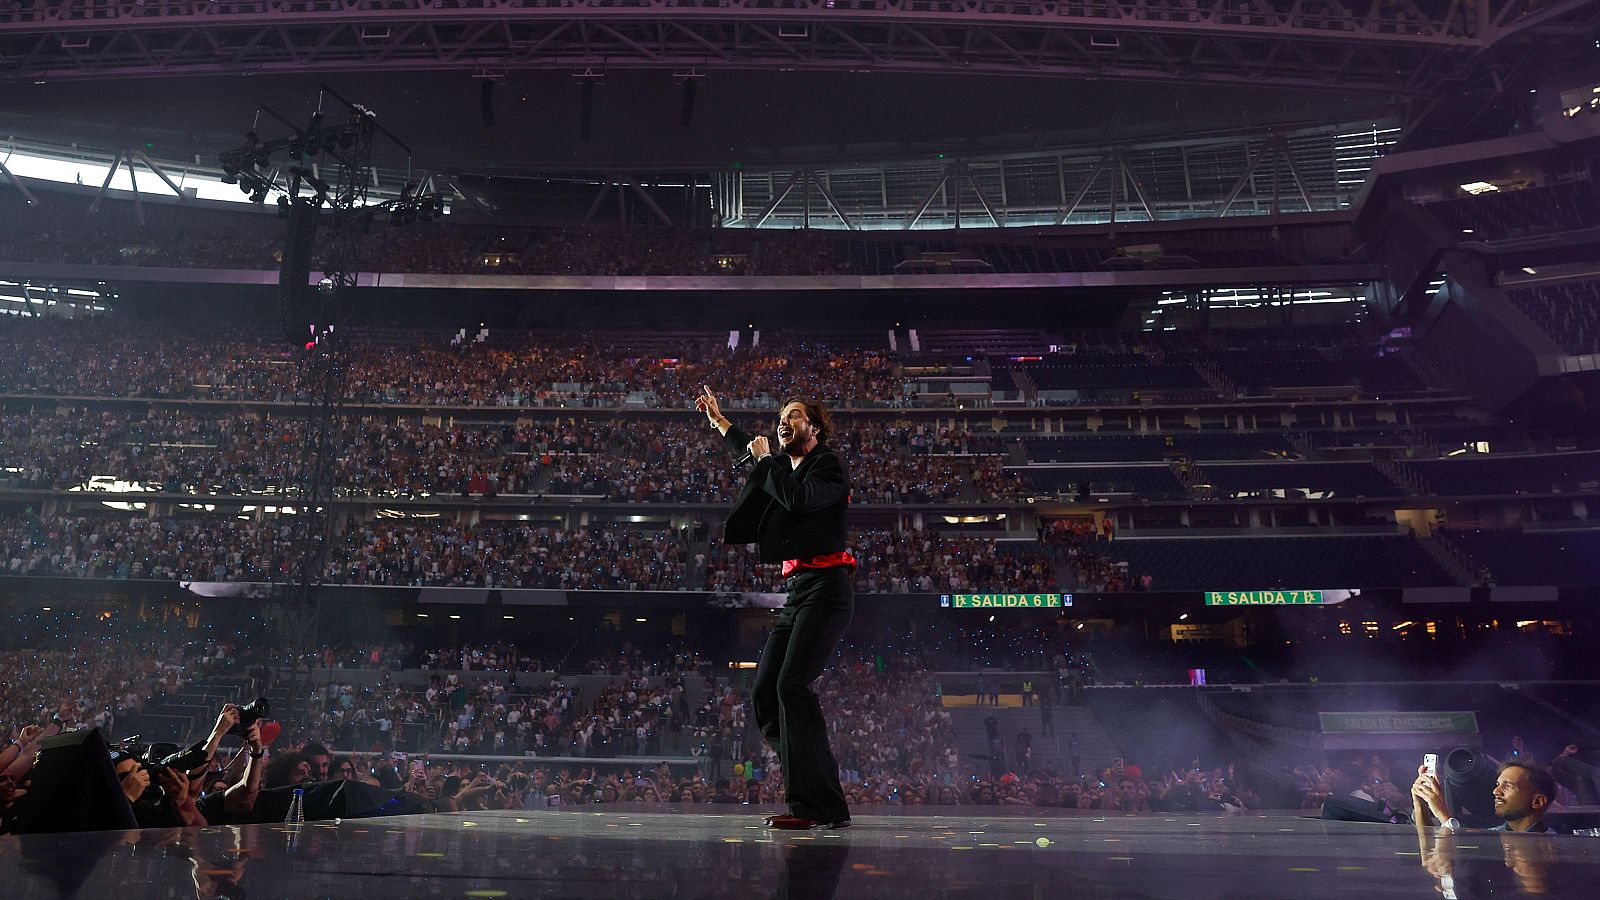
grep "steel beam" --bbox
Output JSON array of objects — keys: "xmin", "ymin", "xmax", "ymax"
[
  {"xmin": 807, "ymin": 171, "xmax": 857, "ymax": 231},
  {"xmin": 751, "ymin": 170, "xmax": 802, "ymax": 229},
  {"xmin": 1118, "ymin": 155, "xmax": 1158, "ymax": 223},
  {"xmin": 583, "ymin": 183, "xmax": 613, "ymax": 224},
  {"xmin": 1056, "ymin": 154, "xmax": 1111, "ymax": 225},
  {"xmin": 0, "ymin": 155, "xmax": 37, "ymax": 205},
  {"xmin": 903, "ymin": 172, "xmax": 950, "ymax": 230},
  {"xmin": 0, "ymin": 7, "xmax": 1492, "ymax": 92},
  {"xmin": 87, "ymin": 151, "xmax": 122, "ymax": 214},
  {"xmin": 628, "ymin": 180, "xmax": 673, "ymax": 227},
  {"xmin": 1217, "ymin": 138, "xmax": 1277, "ymax": 218},
  {"xmin": 0, "ymin": 2, "xmax": 1492, "ymax": 48},
  {"xmin": 132, "ymin": 149, "xmax": 189, "ymax": 199},
  {"xmin": 962, "ymin": 170, "xmax": 1005, "ymax": 228}
]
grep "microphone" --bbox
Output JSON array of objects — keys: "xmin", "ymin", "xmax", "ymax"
[{"xmin": 736, "ymin": 437, "xmax": 771, "ymax": 466}]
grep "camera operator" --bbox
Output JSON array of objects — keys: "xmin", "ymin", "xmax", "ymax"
[
  {"xmin": 113, "ymin": 750, "xmax": 208, "ymax": 828},
  {"xmin": 1412, "ymin": 760, "xmax": 1557, "ymax": 833},
  {"xmin": 195, "ymin": 722, "xmax": 267, "ymax": 825},
  {"xmin": 197, "ymin": 704, "xmax": 243, "ymax": 770}
]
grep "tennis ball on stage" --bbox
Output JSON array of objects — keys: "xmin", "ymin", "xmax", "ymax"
[
  {"xmin": 733, "ymin": 763, "xmax": 745, "ymax": 776},
  {"xmin": 1035, "ymin": 838, "xmax": 1051, "ymax": 848}
]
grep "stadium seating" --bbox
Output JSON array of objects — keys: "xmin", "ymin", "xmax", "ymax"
[
  {"xmin": 1503, "ymin": 279, "xmax": 1600, "ymax": 355},
  {"xmin": 1445, "ymin": 528, "xmax": 1600, "ymax": 585},
  {"xmin": 1201, "ymin": 461, "xmax": 1402, "ymax": 498},
  {"xmin": 1012, "ymin": 464, "xmax": 1187, "ymax": 499},
  {"xmin": 1100, "ymin": 534, "xmax": 1455, "ymax": 589},
  {"xmin": 1422, "ymin": 179, "xmax": 1600, "ymax": 242},
  {"xmin": 1404, "ymin": 451, "xmax": 1600, "ymax": 496}
]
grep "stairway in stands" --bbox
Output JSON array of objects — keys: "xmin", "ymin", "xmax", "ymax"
[
  {"xmin": 1012, "ymin": 366, "xmax": 1038, "ymax": 404},
  {"xmin": 948, "ymin": 701, "xmax": 1121, "ymax": 777},
  {"xmin": 1190, "ymin": 358, "xmax": 1237, "ymax": 399},
  {"xmin": 1426, "ymin": 529, "xmax": 1484, "ymax": 586},
  {"xmin": 129, "ymin": 671, "xmax": 259, "ymax": 744},
  {"xmin": 1372, "ymin": 456, "xmax": 1430, "ymax": 497}
]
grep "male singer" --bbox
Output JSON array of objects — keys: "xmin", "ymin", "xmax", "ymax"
[{"xmin": 695, "ymin": 386, "xmax": 854, "ymax": 830}]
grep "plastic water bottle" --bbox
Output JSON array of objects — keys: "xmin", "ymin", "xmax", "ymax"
[{"xmin": 286, "ymin": 787, "xmax": 306, "ymax": 825}]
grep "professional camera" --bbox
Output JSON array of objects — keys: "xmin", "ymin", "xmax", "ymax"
[
  {"xmin": 227, "ymin": 697, "xmax": 272, "ymax": 738},
  {"xmin": 132, "ymin": 740, "xmax": 210, "ymax": 778}
]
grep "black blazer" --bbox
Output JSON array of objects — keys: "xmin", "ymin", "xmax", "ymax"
[{"xmin": 720, "ymin": 424, "xmax": 850, "ymax": 564}]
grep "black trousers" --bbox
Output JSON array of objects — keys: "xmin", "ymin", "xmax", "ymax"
[{"xmin": 751, "ymin": 566, "xmax": 853, "ymax": 822}]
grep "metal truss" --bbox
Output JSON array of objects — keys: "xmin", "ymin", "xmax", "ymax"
[
  {"xmin": 725, "ymin": 118, "xmax": 1401, "ymax": 228},
  {"xmin": 7, "ymin": 0, "xmax": 1583, "ymax": 90}
]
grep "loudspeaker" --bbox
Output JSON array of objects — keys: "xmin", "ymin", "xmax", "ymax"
[
  {"xmin": 5, "ymin": 728, "xmax": 137, "ymax": 834},
  {"xmin": 1320, "ymin": 793, "xmax": 1412, "ymax": 825},
  {"xmin": 277, "ymin": 200, "xmax": 319, "ymax": 343},
  {"xmin": 1235, "ymin": 762, "xmax": 1307, "ymax": 811},
  {"xmin": 579, "ymin": 81, "xmax": 594, "ymax": 141},
  {"xmin": 248, "ymin": 779, "xmax": 438, "ymax": 823},
  {"xmin": 480, "ymin": 79, "xmax": 496, "ymax": 128},
  {"xmin": 679, "ymin": 79, "xmax": 696, "ymax": 127}
]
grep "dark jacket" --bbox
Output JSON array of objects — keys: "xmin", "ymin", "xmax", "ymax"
[{"xmin": 720, "ymin": 424, "xmax": 850, "ymax": 564}]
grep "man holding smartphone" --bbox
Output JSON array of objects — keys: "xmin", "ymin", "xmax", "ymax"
[{"xmin": 1413, "ymin": 757, "xmax": 1558, "ymax": 833}]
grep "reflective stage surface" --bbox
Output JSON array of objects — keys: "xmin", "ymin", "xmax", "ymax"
[{"xmin": 4, "ymin": 806, "xmax": 1599, "ymax": 899}]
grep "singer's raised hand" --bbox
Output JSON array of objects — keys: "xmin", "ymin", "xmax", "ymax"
[{"xmin": 695, "ymin": 385, "xmax": 729, "ymax": 431}]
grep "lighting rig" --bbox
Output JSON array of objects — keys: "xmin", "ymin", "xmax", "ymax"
[{"xmin": 217, "ymin": 88, "xmax": 446, "ymax": 685}]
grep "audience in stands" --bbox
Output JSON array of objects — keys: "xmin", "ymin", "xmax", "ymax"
[
  {"xmin": 0, "ymin": 513, "xmax": 1078, "ymax": 592},
  {"xmin": 0, "ymin": 321, "xmax": 902, "ymax": 409}
]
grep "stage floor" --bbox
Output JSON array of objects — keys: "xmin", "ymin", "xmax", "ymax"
[{"xmin": 5, "ymin": 805, "xmax": 1599, "ymax": 899}]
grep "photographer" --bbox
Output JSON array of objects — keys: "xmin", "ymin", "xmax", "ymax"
[
  {"xmin": 1412, "ymin": 759, "xmax": 1557, "ymax": 833},
  {"xmin": 113, "ymin": 750, "xmax": 208, "ymax": 828},
  {"xmin": 196, "ymin": 722, "xmax": 267, "ymax": 825}
]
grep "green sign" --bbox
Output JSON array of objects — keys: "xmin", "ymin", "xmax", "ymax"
[
  {"xmin": 1205, "ymin": 590, "xmax": 1325, "ymax": 606},
  {"xmin": 943, "ymin": 593, "xmax": 1067, "ymax": 608},
  {"xmin": 1319, "ymin": 711, "xmax": 1480, "ymax": 735}
]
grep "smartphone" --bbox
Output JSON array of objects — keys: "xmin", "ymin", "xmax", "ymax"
[
  {"xmin": 411, "ymin": 760, "xmax": 426, "ymax": 779},
  {"xmin": 1422, "ymin": 753, "xmax": 1438, "ymax": 778}
]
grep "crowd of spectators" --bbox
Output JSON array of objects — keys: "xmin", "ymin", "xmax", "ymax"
[
  {"xmin": 2, "ymin": 513, "xmax": 1077, "ymax": 592},
  {"xmin": 291, "ymin": 673, "xmax": 584, "ymax": 757},
  {"xmin": 0, "ymin": 645, "xmax": 183, "ymax": 747},
  {"xmin": 1, "ymin": 408, "xmax": 1029, "ymax": 504},
  {"xmin": 0, "ymin": 320, "xmax": 904, "ymax": 409},
  {"xmin": 4, "ymin": 616, "xmax": 1592, "ymax": 841}
]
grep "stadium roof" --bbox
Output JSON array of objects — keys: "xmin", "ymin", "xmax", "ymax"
[{"xmin": 1, "ymin": 0, "xmax": 1597, "ymax": 173}]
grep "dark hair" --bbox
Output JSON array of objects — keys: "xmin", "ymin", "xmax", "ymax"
[
  {"xmin": 1499, "ymin": 760, "xmax": 1558, "ymax": 804},
  {"xmin": 780, "ymin": 397, "xmax": 832, "ymax": 444},
  {"xmin": 301, "ymin": 742, "xmax": 331, "ymax": 759},
  {"xmin": 262, "ymin": 752, "xmax": 306, "ymax": 790}
]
